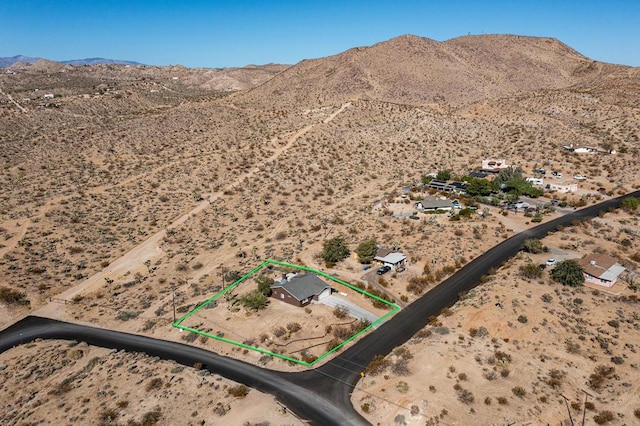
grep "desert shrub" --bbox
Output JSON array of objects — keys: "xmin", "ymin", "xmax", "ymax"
[
  {"xmin": 326, "ymin": 338, "xmax": 342, "ymax": 351},
  {"xmin": 99, "ymin": 408, "xmax": 119, "ymax": 425},
  {"xmin": 494, "ymin": 350, "xmax": 512, "ymax": 363},
  {"xmin": 497, "ymin": 396, "xmax": 508, "ymax": 405},
  {"xmin": 589, "ymin": 365, "xmax": 615, "ymax": 390},
  {"xmin": 140, "ymin": 408, "xmax": 162, "ymax": 426},
  {"xmin": 286, "ymin": 322, "xmax": 301, "ymax": 332},
  {"xmin": 0, "ymin": 287, "xmax": 30, "ymax": 306},
  {"xmin": 546, "ymin": 369, "xmax": 566, "ymax": 389},
  {"xmin": 519, "ymin": 263, "xmax": 543, "ymax": 279},
  {"xmin": 610, "ymin": 356, "xmax": 624, "ymax": 365},
  {"xmin": 333, "ymin": 306, "xmax": 348, "ymax": 319},
  {"xmin": 634, "ymin": 408, "xmax": 640, "ymax": 419},
  {"xmin": 181, "ymin": 332, "xmax": 198, "ymax": 343},
  {"xmin": 332, "ymin": 326, "xmax": 351, "ymax": 340},
  {"xmin": 593, "ymin": 410, "xmax": 615, "ymax": 424},
  {"xmin": 273, "ymin": 326, "xmax": 286, "ymax": 338},
  {"xmin": 512, "ymin": 386, "xmax": 526, "ymax": 397},
  {"xmin": 517, "ymin": 315, "xmax": 528, "ymax": 324},
  {"xmin": 255, "ymin": 275, "xmax": 274, "ymax": 296},
  {"xmin": 396, "ymin": 381, "xmax": 409, "ymax": 393},
  {"xmin": 565, "ymin": 339, "xmax": 581, "ymax": 354},
  {"xmin": 275, "ymin": 231, "xmax": 287, "ymax": 240},
  {"xmin": 361, "ymin": 402, "xmax": 371, "ymax": 413},
  {"xmin": 523, "ymin": 238, "xmax": 547, "ymax": 253},
  {"xmin": 391, "ymin": 358, "xmax": 410, "ymax": 376},
  {"xmin": 541, "ymin": 293, "xmax": 553, "ymax": 303},
  {"xmin": 366, "ymin": 355, "xmax": 390, "ymax": 376},
  {"xmin": 469, "ymin": 326, "xmax": 489, "ymax": 338},
  {"xmin": 227, "ymin": 384, "xmax": 249, "ymax": 398},
  {"xmin": 145, "ymin": 378, "xmax": 163, "ymax": 392},
  {"xmin": 484, "ymin": 396, "xmax": 492, "ymax": 405},
  {"xmin": 457, "ymin": 389, "xmax": 475, "ymax": 404},
  {"xmin": 394, "ymin": 414, "xmax": 406, "ymax": 425}
]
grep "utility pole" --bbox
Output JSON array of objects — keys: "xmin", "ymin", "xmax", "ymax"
[
  {"xmin": 561, "ymin": 394, "xmax": 574, "ymax": 426},
  {"xmin": 171, "ymin": 284, "xmax": 176, "ymax": 324},
  {"xmin": 581, "ymin": 389, "xmax": 593, "ymax": 426}
]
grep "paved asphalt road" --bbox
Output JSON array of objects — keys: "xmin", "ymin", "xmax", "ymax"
[{"xmin": 1, "ymin": 190, "xmax": 638, "ymax": 425}]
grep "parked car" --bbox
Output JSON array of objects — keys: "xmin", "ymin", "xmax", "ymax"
[
  {"xmin": 409, "ymin": 215, "xmax": 420, "ymax": 220},
  {"xmin": 545, "ymin": 258, "xmax": 557, "ymax": 266},
  {"xmin": 573, "ymin": 174, "xmax": 587, "ymax": 181},
  {"xmin": 376, "ymin": 265, "xmax": 391, "ymax": 275},
  {"xmin": 533, "ymin": 168, "xmax": 546, "ymax": 174},
  {"xmin": 551, "ymin": 171, "xmax": 563, "ymax": 179}
]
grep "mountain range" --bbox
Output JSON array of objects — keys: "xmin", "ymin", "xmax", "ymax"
[{"xmin": 0, "ymin": 55, "xmax": 142, "ymax": 68}]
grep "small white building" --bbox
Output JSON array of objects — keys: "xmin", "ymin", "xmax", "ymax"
[
  {"xmin": 481, "ymin": 158, "xmax": 509, "ymax": 172},
  {"xmin": 43, "ymin": 93, "xmax": 54, "ymax": 99},
  {"xmin": 374, "ymin": 247, "xmax": 407, "ymax": 271},
  {"xmin": 546, "ymin": 182, "xmax": 578, "ymax": 193},
  {"xmin": 526, "ymin": 177, "xmax": 544, "ymax": 186}
]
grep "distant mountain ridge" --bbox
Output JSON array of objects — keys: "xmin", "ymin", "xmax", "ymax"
[{"xmin": 0, "ymin": 55, "xmax": 142, "ymax": 67}]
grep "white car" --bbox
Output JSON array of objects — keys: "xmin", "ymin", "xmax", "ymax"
[
  {"xmin": 573, "ymin": 174, "xmax": 587, "ymax": 181},
  {"xmin": 545, "ymin": 258, "xmax": 557, "ymax": 266}
]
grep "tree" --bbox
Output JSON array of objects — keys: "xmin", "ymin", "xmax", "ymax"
[
  {"xmin": 621, "ymin": 197, "xmax": 638, "ymax": 212},
  {"xmin": 240, "ymin": 289, "xmax": 268, "ymax": 310},
  {"xmin": 355, "ymin": 239, "xmax": 377, "ymax": 264},
  {"xmin": 551, "ymin": 260, "xmax": 584, "ymax": 287},
  {"xmin": 493, "ymin": 166, "xmax": 524, "ymax": 188},
  {"xmin": 321, "ymin": 236, "xmax": 350, "ymax": 266},
  {"xmin": 523, "ymin": 238, "xmax": 547, "ymax": 254},
  {"xmin": 465, "ymin": 178, "xmax": 493, "ymax": 196},
  {"xmin": 255, "ymin": 275, "xmax": 274, "ymax": 296},
  {"xmin": 436, "ymin": 169, "xmax": 451, "ymax": 181}
]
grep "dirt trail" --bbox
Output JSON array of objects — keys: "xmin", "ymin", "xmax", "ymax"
[
  {"xmin": 0, "ymin": 87, "xmax": 28, "ymax": 113},
  {"xmin": 0, "ymin": 221, "xmax": 29, "ymax": 258},
  {"xmin": 33, "ymin": 103, "xmax": 351, "ymax": 320}
]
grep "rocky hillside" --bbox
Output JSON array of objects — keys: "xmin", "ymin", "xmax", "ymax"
[{"xmin": 236, "ymin": 34, "xmax": 632, "ymax": 108}]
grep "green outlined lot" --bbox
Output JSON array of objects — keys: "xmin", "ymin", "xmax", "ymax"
[{"xmin": 173, "ymin": 259, "xmax": 401, "ymax": 366}]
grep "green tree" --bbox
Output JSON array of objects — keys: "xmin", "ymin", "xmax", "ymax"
[
  {"xmin": 355, "ymin": 239, "xmax": 377, "ymax": 264},
  {"xmin": 321, "ymin": 236, "xmax": 350, "ymax": 266},
  {"xmin": 523, "ymin": 238, "xmax": 547, "ymax": 254},
  {"xmin": 240, "ymin": 289, "xmax": 268, "ymax": 310},
  {"xmin": 255, "ymin": 275, "xmax": 274, "ymax": 296},
  {"xmin": 551, "ymin": 260, "xmax": 584, "ymax": 287},
  {"xmin": 493, "ymin": 166, "xmax": 524, "ymax": 188},
  {"xmin": 465, "ymin": 178, "xmax": 493, "ymax": 196},
  {"xmin": 436, "ymin": 169, "xmax": 451, "ymax": 181},
  {"xmin": 621, "ymin": 197, "xmax": 638, "ymax": 212}
]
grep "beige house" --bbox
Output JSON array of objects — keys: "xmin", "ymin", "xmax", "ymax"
[{"xmin": 576, "ymin": 254, "xmax": 625, "ymax": 288}]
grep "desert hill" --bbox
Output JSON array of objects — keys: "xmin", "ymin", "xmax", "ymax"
[{"xmin": 236, "ymin": 34, "xmax": 631, "ymax": 108}]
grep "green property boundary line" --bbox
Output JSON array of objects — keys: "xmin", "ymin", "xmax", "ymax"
[{"xmin": 172, "ymin": 259, "xmax": 401, "ymax": 367}]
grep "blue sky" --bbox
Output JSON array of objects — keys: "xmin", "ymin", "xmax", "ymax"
[{"xmin": 2, "ymin": 1, "xmax": 638, "ymax": 67}]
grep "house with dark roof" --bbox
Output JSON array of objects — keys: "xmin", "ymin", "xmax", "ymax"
[
  {"xmin": 425, "ymin": 179, "xmax": 466, "ymax": 194},
  {"xmin": 576, "ymin": 253, "xmax": 626, "ymax": 288},
  {"xmin": 415, "ymin": 195, "xmax": 454, "ymax": 211},
  {"xmin": 270, "ymin": 273, "xmax": 333, "ymax": 307}
]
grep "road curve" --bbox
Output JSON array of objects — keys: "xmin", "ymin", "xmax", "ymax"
[
  {"xmin": 0, "ymin": 316, "xmax": 368, "ymax": 426},
  {"xmin": 1, "ymin": 190, "xmax": 638, "ymax": 425}
]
